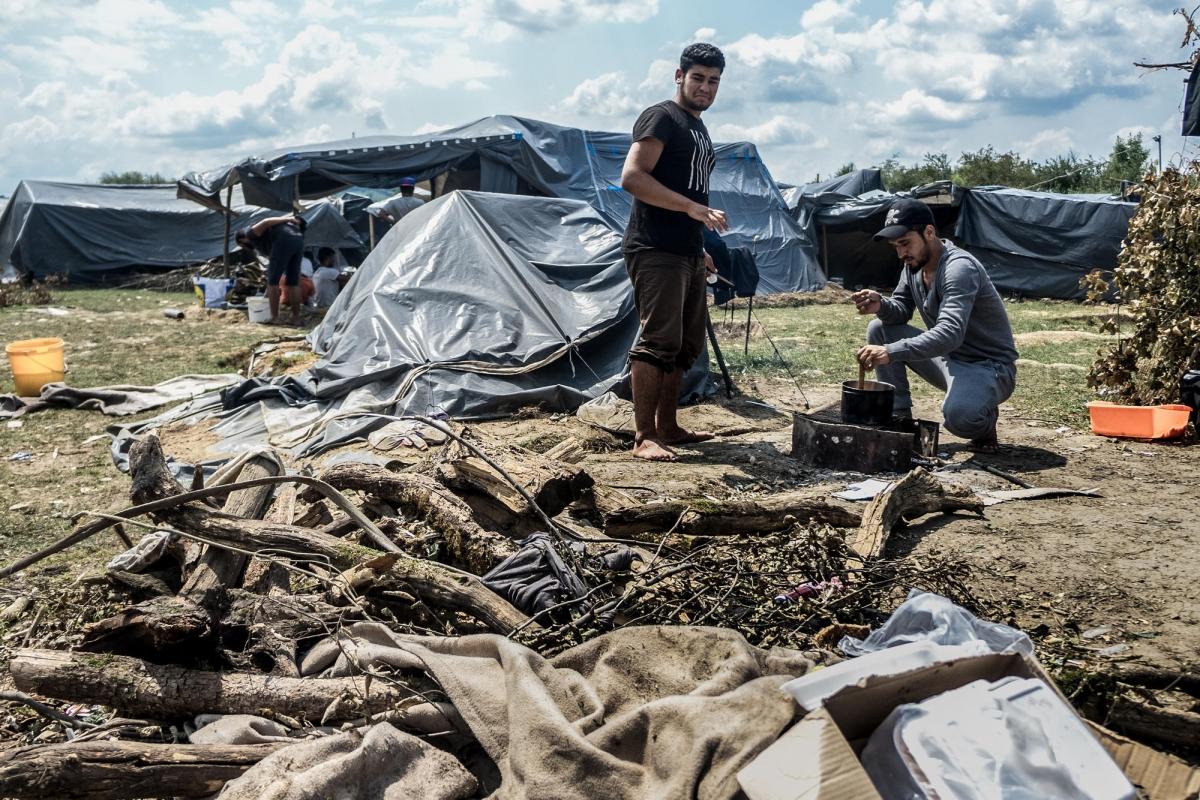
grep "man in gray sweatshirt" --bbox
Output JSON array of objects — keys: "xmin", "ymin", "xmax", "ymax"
[{"xmin": 852, "ymin": 199, "xmax": 1018, "ymax": 449}]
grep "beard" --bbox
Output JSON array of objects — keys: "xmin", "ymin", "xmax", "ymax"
[{"xmin": 679, "ymin": 91, "xmax": 713, "ymax": 112}]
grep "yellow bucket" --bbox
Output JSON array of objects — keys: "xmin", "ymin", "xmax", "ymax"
[{"xmin": 6, "ymin": 337, "xmax": 66, "ymax": 397}]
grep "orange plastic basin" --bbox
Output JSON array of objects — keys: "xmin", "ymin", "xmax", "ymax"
[{"xmin": 1086, "ymin": 401, "xmax": 1193, "ymax": 440}]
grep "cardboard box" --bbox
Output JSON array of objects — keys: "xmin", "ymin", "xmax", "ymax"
[{"xmin": 738, "ymin": 651, "xmax": 1200, "ymax": 800}]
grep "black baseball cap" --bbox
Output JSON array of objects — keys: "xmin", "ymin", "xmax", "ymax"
[{"xmin": 873, "ymin": 198, "xmax": 936, "ymax": 241}]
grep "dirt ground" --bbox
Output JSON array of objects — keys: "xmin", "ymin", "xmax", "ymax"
[{"xmin": 470, "ymin": 381, "xmax": 1199, "ymax": 672}]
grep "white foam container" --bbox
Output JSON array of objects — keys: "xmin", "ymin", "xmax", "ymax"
[{"xmin": 781, "ymin": 640, "xmax": 992, "ymax": 712}]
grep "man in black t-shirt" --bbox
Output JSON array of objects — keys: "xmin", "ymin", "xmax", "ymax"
[{"xmin": 620, "ymin": 42, "xmax": 729, "ymax": 462}]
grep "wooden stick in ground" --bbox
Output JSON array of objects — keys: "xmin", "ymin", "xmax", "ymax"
[
  {"xmin": 0, "ymin": 739, "xmax": 285, "ymax": 800},
  {"xmin": 848, "ymin": 467, "xmax": 984, "ymax": 564},
  {"xmin": 9, "ymin": 648, "xmax": 418, "ymax": 722},
  {"xmin": 858, "ymin": 363, "xmax": 866, "ymax": 390}
]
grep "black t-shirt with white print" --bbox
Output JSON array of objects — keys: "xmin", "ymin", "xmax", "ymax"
[{"xmin": 622, "ymin": 100, "xmax": 716, "ymax": 258}]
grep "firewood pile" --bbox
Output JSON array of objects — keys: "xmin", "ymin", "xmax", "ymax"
[{"xmin": 0, "ymin": 422, "xmax": 994, "ymax": 799}]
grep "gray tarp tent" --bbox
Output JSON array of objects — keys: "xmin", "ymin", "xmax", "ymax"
[
  {"xmin": 954, "ymin": 187, "xmax": 1136, "ymax": 300},
  {"xmin": 178, "ymin": 116, "xmax": 823, "ymax": 294},
  {"xmin": 0, "ymin": 181, "xmax": 364, "ymax": 285},
  {"xmin": 112, "ymin": 192, "xmax": 713, "ymax": 463},
  {"xmin": 779, "ymin": 168, "xmax": 885, "ymax": 214}
]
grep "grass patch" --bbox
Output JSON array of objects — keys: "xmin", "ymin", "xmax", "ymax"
[
  {"xmin": 0, "ymin": 288, "xmax": 301, "ymax": 585},
  {"xmin": 712, "ymin": 297, "xmax": 1112, "ymax": 428}
]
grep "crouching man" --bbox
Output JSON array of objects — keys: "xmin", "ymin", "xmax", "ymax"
[{"xmin": 852, "ymin": 199, "xmax": 1018, "ymax": 450}]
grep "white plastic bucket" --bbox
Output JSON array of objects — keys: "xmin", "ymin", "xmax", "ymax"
[{"xmin": 247, "ymin": 296, "xmax": 272, "ymax": 324}]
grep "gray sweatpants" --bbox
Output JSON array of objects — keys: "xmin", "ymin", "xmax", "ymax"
[{"xmin": 867, "ymin": 320, "xmax": 1016, "ymax": 440}]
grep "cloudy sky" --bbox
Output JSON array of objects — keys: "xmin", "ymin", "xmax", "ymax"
[{"xmin": 0, "ymin": 0, "xmax": 1193, "ymax": 195}]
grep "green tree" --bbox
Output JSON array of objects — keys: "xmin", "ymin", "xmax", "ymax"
[
  {"xmin": 1099, "ymin": 133, "xmax": 1150, "ymax": 190},
  {"xmin": 98, "ymin": 170, "xmax": 171, "ymax": 185},
  {"xmin": 880, "ymin": 152, "xmax": 952, "ymax": 191},
  {"xmin": 834, "ymin": 161, "xmax": 857, "ymax": 176}
]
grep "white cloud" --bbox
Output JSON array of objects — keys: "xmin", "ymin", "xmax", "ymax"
[
  {"xmin": 694, "ymin": 27, "xmax": 717, "ymax": 41},
  {"xmin": 560, "ymin": 72, "xmax": 643, "ymax": 117},
  {"xmin": 868, "ymin": 89, "xmax": 983, "ymax": 129},
  {"xmin": 1017, "ymin": 128, "xmax": 1075, "ymax": 159},
  {"xmin": 801, "ymin": 0, "xmax": 858, "ymax": 29},
  {"xmin": 715, "ymin": 115, "xmax": 823, "ymax": 147}
]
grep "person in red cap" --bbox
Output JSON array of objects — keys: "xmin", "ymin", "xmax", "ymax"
[
  {"xmin": 852, "ymin": 198, "xmax": 1018, "ymax": 451},
  {"xmin": 379, "ymin": 177, "xmax": 424, "ymax": 224}
]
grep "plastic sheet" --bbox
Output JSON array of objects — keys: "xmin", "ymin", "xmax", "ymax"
[
  {"xmin": 839, "ymin": 590, "xmax": 1033, "ymax": 657},
  {"xmin": 177, "ymin": 116, "xmax": 823, "ymax": 294}
]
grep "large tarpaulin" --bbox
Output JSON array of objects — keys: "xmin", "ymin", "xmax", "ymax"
[
  {"xmin": 954, "ymin": 187, "xmax": 1136, "ymax": 299},
  {"xmin": 0, "ymin": 181, "xmax": 363, "ymax": 284},
  {"xmin": 112, "ymin": 192, "xmax": 714, "ymax": 461},
  {"xmin": 178, "ymin": 116, "xmax": 823, "ymax": 294},
  {"xmin": 1185, "ymin": 59, "xmax": 1200, "ymax": 136},
  {"xmin": 779, "ymin": 168, "xmax": 885, "ymax": 213}
]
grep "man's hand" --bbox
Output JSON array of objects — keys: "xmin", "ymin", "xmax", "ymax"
[
  {"xmin": 856, "ymin": 345, "xmax": 890, "ymax": 368},
  {"xmin": 852, "ymin": 289, "xmax": 882, "ymax": 315},
  {"xmin": 703, "ymin": 251, "xmax": 717, "ymax": 276},
  {"xmin": 688, "ymin": 203, "xmax": 729, "ymax": 232}
]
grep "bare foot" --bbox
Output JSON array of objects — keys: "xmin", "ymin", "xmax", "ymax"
[
  {"xmin": 659, "ymin": 427, "xmax": 715, "ymax": 445},
  {"xmin": 632, "ymin": 438, "xmax": 677, "ymax": 462}
]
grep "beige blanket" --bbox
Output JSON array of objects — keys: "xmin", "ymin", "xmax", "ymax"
[{"xmin": 243, "ymin": 623, "xmax": 824, "ymax": 799}]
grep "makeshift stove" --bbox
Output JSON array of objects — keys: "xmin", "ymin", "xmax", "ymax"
[{"xmin": 791, "ymin": 406, "xmax": 940, "ymax": 474}]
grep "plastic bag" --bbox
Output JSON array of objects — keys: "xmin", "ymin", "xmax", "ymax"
[
  {"xmin": 839, "ymin": 590, "xmax": 1033, "ymax": 657},
  {"xmin": 106, "ymin": 531, "xmax": 174, "ymax": 573}
]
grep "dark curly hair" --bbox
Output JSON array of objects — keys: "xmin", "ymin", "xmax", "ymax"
[{"xmin": 680, "ymin": 42, "xmax": 725, "ymax": 75}]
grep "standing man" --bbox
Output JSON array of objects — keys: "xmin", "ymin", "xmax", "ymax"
[
  {"xmin": 620, "ymin": 42, "xmax": 729, "ymax": 462},
  {"xmin": 378, "ymin": 177, "xmax": 424, "ymax": 224},
  {"xmin": 853, "ymin": 198, "xmax": 1019, "ymax": 450},
  {"xmin": 236, "ymin": 213, "xmax": 305, "ymax": 325}
]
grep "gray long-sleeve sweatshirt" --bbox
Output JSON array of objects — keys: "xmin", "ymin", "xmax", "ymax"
[{"xmin": 878, "ymin": 241, "xmax": 1019, "ymax": 365}]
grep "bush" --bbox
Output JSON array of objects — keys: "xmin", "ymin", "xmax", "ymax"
[{"xmin": 1086, "ymin": 167, "xmax": 1200, "ymax": 404}]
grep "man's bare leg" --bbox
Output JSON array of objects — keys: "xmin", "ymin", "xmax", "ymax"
[
  {"xmin": 656, "ymin": 367, "xmax": 714, "ymax": 445},
  {"xmin": 287, "ymin": 285, "xmax": 303, "ymax": 324},
  {"xmin": 631, "ymin": 360, "xmax": 676, "ymax": 461},
  {"xmin": 267, "ymin": 283, "xmax": 281, "ymax": 323}
]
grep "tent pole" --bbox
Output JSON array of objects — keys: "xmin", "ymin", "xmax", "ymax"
[
  {"xmin": 222, "ymin": 185, "xmax": 233, "ymax": 278},
  {"xmin": 369, "ymin": 215, "xmax": 376, "ymax": 250},
  {"xmin": 705, "ymin": 311, "xmax": 735, "ymax": 399},
  {"xmin": 820, "ymin": 223, "xmax": 828, "ymax": 276},
  {"xmin": 744, "ymin": 296, "xmax": 753, "ymax": 357}
]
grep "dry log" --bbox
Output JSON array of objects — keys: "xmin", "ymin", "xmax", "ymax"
[
  {"xmin": 601, "ymin": 491, "xmax": 861, "ymax": 538},
  {"xmin": 0, "ymin": 740, "xmax": 285, "ymax": 800},
  {"xmin": 1108, "ymin": 694, "xmax": 1200, "ymax": 750},
  {"xmin": 848, "ymin": 468, "xmax": 984, "ymax": 562},
  {"xmin": 81, "ymin": 453, "xmax": 282, "ymax": 659},
  {"xmin": 437, "ymin": 440, "xmax": 594, "ymax": 517},
  {"xmin": 241, "ymin": 484, "xmax": 297, "ymax": 595},
  {"xmin": 313, "ymin": 463, "xmax": 517, "ymax": 574},
  {"xmin": 181, "ymin": 455, "xmax": 281, "ymax": 607},
  {"xmin": 1111, "ymin": 666, "xmax": 1200, "ymax": 697},
  {"xmin": 126, "ymin": 438, "xmax": 532, "ymax": 633},
  {"xmin": 543, "ymin": 436, "xmax": 588, "ymax": 464},
  {"xmin": 10, "ymin": 648, "xmax": 419, "ymax": 722}
]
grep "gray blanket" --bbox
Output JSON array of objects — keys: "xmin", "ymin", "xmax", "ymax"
[{"xmin": 0, "ymin": 373, "xmax": 240, "ymax": 418}]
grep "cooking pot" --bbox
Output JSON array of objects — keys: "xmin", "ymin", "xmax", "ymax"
[{"xmin": 841, "ymin": 379, "xmax": 896, "ymax": 426}]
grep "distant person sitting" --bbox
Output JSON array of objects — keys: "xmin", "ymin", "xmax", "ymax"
[
  {"xmin": 313, "ymin": 247, "xmax": 341, "ymax": 308},
  {"xmin": 235, "ymin": 214, "xmax": 305, "ymax": 325},
  {"xmin": 378, "ymin": 177, "xmax": 424, "ymax": 224},
  {"xmin": 280, "ymin": 253, "xmax": 315, "ymax": 308}
]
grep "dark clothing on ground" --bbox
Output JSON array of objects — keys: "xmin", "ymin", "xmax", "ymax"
[
  {"xmin": 240, "ymin": 222, "xmax": 305, "ymax": 288},
  {"xmin": 622, "ymin": 100, "xmax": 716, "ymax": 258},
  {"xmin": 869, "ymin": 241, "xmax": 1019, "ymax": 440},
  {"xmin": 625, "ymin": 250, "xmax": 707, "ymax": 372}
]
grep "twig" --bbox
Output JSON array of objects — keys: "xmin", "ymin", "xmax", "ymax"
[
  {"xmin": 0, "ymin": 691, "xmax": 97, "ymax": 730},
  {"xmin": 0, "ymin": 473, "xmax": 400, "ymax": 581}
]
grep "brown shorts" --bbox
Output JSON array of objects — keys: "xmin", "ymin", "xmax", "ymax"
[{"xmin": 625, "ymin": 249, "xmax": 707, "ymax": 372}]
